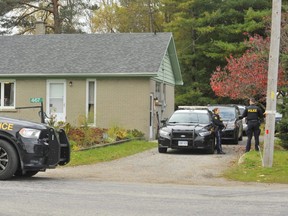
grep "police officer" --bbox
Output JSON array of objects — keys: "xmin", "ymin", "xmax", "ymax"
[
  {"xmin": 241, "ymin": 98, "xmax": 263, "ymax": 152},
  {"xmin": 212, "ymin": 108, "xmax": 226, "ymax": 154}
]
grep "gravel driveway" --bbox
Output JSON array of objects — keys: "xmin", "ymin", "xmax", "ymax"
[{"xmin": 38, "ymin": 143, "xmax": 252, "ymax": 186}]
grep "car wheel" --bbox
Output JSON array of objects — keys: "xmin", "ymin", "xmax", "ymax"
[
  {"xmin": 0, "ymin": 140, "xmax": 19, "ymax": 180},
  {"xmin": 158, "ymin": 146, "xmax": 167, "ymax": 153}
]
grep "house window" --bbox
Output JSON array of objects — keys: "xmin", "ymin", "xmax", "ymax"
[
  {"xmin": 0, "ymin": 81, "xmax": 15, "ymax": 108},
  {"xmin": 163, "ymin": 83, "xmax": 166, "ymax": 106},
  {"xmin": 155, "ymin": 82, "xmax": 161, "ymax": 100},
  {"xmin": 86, "ymin": 80, "xmax": 96, "ymax": 125}
]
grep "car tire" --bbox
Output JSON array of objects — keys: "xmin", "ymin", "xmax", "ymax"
[
  {"xmin": 0, "ymin": 140, "xmax": 19, "ymax": 180},
  {"xmin": 158, "ymin": 146, "xmax": 167, "ymax": 153}
]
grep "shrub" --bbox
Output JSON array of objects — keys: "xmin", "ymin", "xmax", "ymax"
[
  {"xmin": 276, "ymin": 118, "xmax": 288, "ymax": 150},
  {"xmin": 105, "ymin": 126, "xmax": 128, "ymax": 142},
  {"xmin": 127, "ymin": 129, "xmax": 145, "ymax": 139},
  {"xmin": 67, "ymin": 124, "xmax": 145, "ymax": 150},
  {"xmin": 67, "ymin": 127, "xmax": 107, "ymax": 149},
  {"xmin": 276, "ymin": 92, "xmax": 288, "ymax": 150}
]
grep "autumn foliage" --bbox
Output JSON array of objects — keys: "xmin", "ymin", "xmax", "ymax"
[{"xmin": 210, "ymin": 34, "xmax": 286, "ymax": 101}]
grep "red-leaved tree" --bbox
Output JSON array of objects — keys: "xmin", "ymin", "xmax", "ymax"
[{"xmin": 210, "ymin": 34, "xmax": 286, "ymax": 102}]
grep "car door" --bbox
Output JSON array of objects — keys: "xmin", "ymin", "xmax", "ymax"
[{"xmin": 235, "ymin": 107, "xmax": 243, "ymax": 140}]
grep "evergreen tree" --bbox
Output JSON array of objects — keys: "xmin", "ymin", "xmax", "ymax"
[{"xmin": 162, "ymin": 0, "xmax": 272, "ymax": 105}]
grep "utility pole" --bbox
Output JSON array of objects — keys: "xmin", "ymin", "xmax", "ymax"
[{"xmin": 263, "ymin": 0, "xmax": 282, "ymax": 167}]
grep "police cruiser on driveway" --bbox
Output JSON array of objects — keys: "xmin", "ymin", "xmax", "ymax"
[
  {"xmin": 158, "ymin": 106, "xmax": 216, "ymax": 154},
  {"xmin": 0, "ymin": 116, "xmax": 70, "ymax": 180}
]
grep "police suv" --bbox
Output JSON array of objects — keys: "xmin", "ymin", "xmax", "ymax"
[{"xmin": 0, "ymin": 116, "xmax": 70, "ymax": 180}]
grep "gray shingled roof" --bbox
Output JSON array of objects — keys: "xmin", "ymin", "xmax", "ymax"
[{"xmin": 0, "ymin": 32, "xmax": 174, "ymax": 77}]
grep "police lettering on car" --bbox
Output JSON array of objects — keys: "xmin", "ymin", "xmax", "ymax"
[{"xmin": 0, "ymin": 122, "xmax": 14, "ymax": 131}]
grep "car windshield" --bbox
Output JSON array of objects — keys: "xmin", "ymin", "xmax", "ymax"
[
  {"xmin": 218, "ymin": 107, "xmax": 236, "ymax": 120},
  {"xmin": 168, "ymin": 113, "xmax": 210, "ymax": 124}
]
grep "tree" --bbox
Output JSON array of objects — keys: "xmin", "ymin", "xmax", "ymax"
[
  {"xmin": 210, "ymin": 34, "xmax": 286, "ymax": 102},
  {"xmin": 0, "ymin": 0, "xmax": 97, "ymax": 34},
  {"xmin": 210, "ymin": 35, "xmax": 284, "ymax": 101},
  {"xmin": 162, "ymin": 0, "xmax": 272, "ymax": 105},
  {"xmin": 90, "ymin": 0, "xmax": 164, "ymax": 33},
  {"xmin": 90, "ymin": 0, "xmax": 118, "ymax": 33}
]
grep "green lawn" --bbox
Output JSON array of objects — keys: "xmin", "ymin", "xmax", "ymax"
[
  {"xmin": 68, "ymin": 140, "xmax": 157, "ymax": 166},
  {"xmin": 223, "ymin": 150, "xmax": 288, "ymax": 184}
]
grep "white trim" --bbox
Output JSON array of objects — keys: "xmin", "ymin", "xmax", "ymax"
[
  {"xmin": 46, "ymin": 79, "xmax": 66, "ymax": 122},
  {"xmin": 86, "ymin": 79, "xmax": 97, "ymax": 126},
  {"xmin": 0, "ymin": 79, "xmax": 16, "ymax": 110},
  {"xmin": 0, "ymin": 73, "xmax": 157, "ymax": 77},
  {"xmin": 149, "ymin": 94, "xmax": 154, "ymax": 140}
]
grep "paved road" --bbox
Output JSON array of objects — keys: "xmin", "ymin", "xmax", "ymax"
[
  {"xmin": 1, "ymin": 178, "xmax": 288, "ymax": 216},
  {"xmin": 2, "ymin": 135, "xmax": 287, "ymax": 216}
]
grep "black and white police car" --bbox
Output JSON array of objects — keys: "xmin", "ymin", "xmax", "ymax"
[{"xmin": 158, "ymin": 106, "xmax": 216, "ymax": 154}]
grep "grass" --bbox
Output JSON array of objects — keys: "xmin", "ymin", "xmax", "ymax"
[
  {"xmin": 223, "ymin": 150, "xmax": 288, "ymax": 184},
  {"xmin": 68, "ymin": 140, "xmax": 157, "ymax": 166}
]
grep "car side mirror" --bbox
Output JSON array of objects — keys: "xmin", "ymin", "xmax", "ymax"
[
  {"xmin": 161, "ymin": 118, "xmax": 168, "ymax": 124},
  {"xmin": 161, "ymin": 118, "xmax": 168, "ymax": 126}
]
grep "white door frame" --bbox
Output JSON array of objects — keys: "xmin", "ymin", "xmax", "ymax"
[
  {"xmin": 46, "ymin": 79, "xmax": 66, "ymax": 122},
  {"xmin": 149, "ymin": 94, "xmax": 154, "ymax": 140}
]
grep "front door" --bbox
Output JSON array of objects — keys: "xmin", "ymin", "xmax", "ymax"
[{"xmin": 46, "ymin": 80, "xmax": 66, "ymax": 122}]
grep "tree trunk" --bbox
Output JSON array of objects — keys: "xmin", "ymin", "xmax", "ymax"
[{"xmin": 52, "ymin": 0, "xmax": 61, "ymax": 33}]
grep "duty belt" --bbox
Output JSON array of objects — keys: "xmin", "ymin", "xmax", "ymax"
[{"xmin": 248, "ymin": 119, "xmax": 258, "ymax": 122}]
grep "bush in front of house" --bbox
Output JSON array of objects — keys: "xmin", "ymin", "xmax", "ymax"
[
  {"xmin": 67, "ymin": 127, "xmax": 107, "ymax": 150},
  {"xmin": 67, "ymin": 126, "xmax": 145, "ymax": 151},
  {"xmin": 46, "ymin": 115, "xmax": 145, "ymax": 151}
]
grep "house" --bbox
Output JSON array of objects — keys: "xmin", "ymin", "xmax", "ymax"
[{"xmin": 0, "ymin": 32, "xmax": 183, "ymax": 140}]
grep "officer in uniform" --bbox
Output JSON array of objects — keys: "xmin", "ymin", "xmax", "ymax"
[
  {"xmin": 240, "ymin": 98, "xmax": 264, "ymax": 152},
  {"xmin": 212, "ymin": 108, "xmax": 226, "ymax": 154}
]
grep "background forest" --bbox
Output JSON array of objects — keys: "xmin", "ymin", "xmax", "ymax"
[
  {"xmin": 2, "ymin": 0, "xmax": 288, "ymax": 147},
  {"xmin": 0, "ymin": 0, "xmax": 287, "ymax": 107}
]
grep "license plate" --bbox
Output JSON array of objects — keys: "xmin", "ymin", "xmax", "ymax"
[{"xmin": 178, "ymin": 141, "xmax": 188, "ymax": 146}]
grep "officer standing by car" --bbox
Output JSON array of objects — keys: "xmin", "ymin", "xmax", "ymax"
[
  {"xmin": 212, "ymin": 108, "xmax": 226, "ymax": 154},
  {"xmin": 240, "ymin": 98, "xmax": 264, "ymax": 152}
]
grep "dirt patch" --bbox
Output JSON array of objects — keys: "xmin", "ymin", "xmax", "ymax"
[{"xmin": 39, "ymin": 144, "xmax": 252, "ymax": 186}]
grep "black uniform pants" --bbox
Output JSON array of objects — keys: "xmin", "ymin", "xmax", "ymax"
[
  {"xmin": 246, "ymin": 120, "xmax": 261, "ymax": 152},
  {"xmin": 215, "ymin": 130, "xmax": 223, "ymax": 152}
]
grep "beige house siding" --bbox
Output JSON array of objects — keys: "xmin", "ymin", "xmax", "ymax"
[
  {"xmin": 0, "ymin": 79, "xmax": 46, "ymax": 122},
  {"xmin": 96, "ymin": 78, "xmax": 151, "ymax": 138},
  {"xmin": 0, "ymin": 77, "xmax": 175, "ymax": 140}
]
